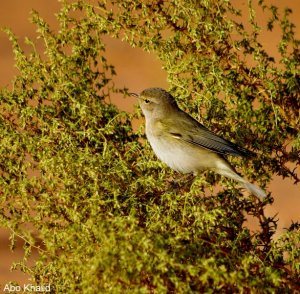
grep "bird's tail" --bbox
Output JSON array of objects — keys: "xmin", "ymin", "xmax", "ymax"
[
  {"xmin": 215, "ymin": 160, "xmax": 267, "ymax": 199},
  {"xmin": 242, "ymin": 181, "xmax": 266, "ymax": 199},
  {"xmin": 216, "ymin": 164, "xmax": 267, "ymax": 199}
]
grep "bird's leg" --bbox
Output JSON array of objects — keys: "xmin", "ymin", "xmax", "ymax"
[{"xmin": 169, "ymin": 173, "xmax": 194, "ymax": 189}]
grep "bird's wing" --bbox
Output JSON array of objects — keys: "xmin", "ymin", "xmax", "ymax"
[{"xmin": 160, "ymin": 112, "xmax": 253, "ymax": 157}]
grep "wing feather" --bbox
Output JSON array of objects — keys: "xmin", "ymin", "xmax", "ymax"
[{"xmin": 163, "ymin": 112, "xmax": 253, "ymax": 157}]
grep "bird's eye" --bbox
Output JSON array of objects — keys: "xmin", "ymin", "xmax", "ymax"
[{"xmin": 144, "ymin": 99, "xmax": 150, "ymax": 104}]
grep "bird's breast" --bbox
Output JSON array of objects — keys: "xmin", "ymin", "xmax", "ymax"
[{"xmin": 145, "ymin": 127, "xmax": 198, "ymax": 173}]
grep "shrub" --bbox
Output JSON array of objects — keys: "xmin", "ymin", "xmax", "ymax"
[{"xmin": 0, "ymin": 0, "xmax": 299, "ymax": 292}]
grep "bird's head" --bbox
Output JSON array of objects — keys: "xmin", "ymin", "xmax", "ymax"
[{"xmin": 130, "ymin": 88, "xmax": 177, "ymax": 118}]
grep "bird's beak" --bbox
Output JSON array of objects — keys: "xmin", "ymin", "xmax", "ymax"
[{"xmin": 129, "ymin": 92, "xmax": 139, "ymax": 98}]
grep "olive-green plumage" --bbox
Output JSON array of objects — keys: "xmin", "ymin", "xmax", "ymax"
[{"xmin": 131, "ymin": 88, "xmax": 266, "ymax": 198}]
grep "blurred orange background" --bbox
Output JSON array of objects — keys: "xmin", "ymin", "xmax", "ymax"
[{"xmin": 0, "ymin": 0, "xmax": 299, "ymax": 286}]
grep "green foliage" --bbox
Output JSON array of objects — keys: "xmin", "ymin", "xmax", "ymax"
[{"xmin": 0, "ymin": 0, "xmax": 299, "ymax": 292}]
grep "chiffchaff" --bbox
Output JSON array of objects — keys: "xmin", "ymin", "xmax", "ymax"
[{"xmin": 131, "ymin": 88, "xmax": 266, "ymax": 199}]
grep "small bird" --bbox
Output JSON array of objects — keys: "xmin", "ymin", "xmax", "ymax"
[{"xmin": 130, "ymin": 88, "xmax": 266, "ymax": 199}]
